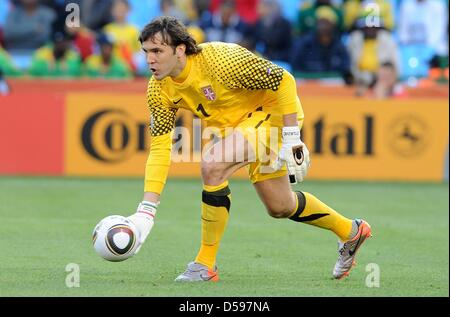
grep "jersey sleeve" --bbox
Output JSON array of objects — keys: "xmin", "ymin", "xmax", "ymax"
[
  {"xmin": 144, "ymin": 78, "xmax": 177, "ymax": 195},
  {"xmin": 201, "ymin": 43, "xmax": 298, "ymax": 115},
  {"xmin": 148, "ymin": 79, "xmax": 177, "ymax": 137}
]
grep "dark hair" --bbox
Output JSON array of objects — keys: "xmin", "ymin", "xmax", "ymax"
[
  {"xmin": 139, "ymin": 16, "xmax": 201, "ymax": 55},
  {"xmin": 381, "ymin": 61, "xmax": 395, "ymax": 69}
]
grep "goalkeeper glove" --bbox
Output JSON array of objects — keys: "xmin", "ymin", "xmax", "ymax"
[
  {"xmin": 127, "ymin": 201, "xmax": 158, "ymax": 254},
  {"xmin": 278, "ymin": 126, "xmax": 311, "ymax": 184}
]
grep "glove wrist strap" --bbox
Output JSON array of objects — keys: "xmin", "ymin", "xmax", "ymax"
[
  {"xmin": 282, "ymin": 126, "xmax": 301, "ymax": 142},
  {"xmin": 137, "ymin": 201, "xmax": 158, "ymax": 218}
]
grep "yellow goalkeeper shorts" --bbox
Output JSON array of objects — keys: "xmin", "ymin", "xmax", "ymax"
[{"xmin": 220, "ymin": 102, "xmax": 303, "ymax": 184}]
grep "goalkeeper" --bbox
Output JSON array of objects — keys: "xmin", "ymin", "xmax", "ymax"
[{"xmin": 128, "ymin": 16, "xmax": 372, "ymax": 281}]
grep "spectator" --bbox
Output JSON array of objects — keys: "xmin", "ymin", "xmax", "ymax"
[
  {"xmin": 343, "ymin": 0, "xmax": 394, "ymax": 32},
  {"xmin": 291, "ymin": 6, "xmax": 351, "ymax": 82},
  {"xmin": 77, "ymin": 0, "xmax": 114, "ymax": 32},
  {"xmin": 296, "ymin": 0, "xmax": 344, "ymax": 35},
  {"xmin": 28, "ymin": 31, "xmax": 82, "ymax": 77},
  {"xmin": 3, "ymin": 0, "xmax": 56, "ymax": 51},
  {"xmin": 103, "ymin": 0, "xmax": 140, "ymax": 72},
  {"xmin": 173, "ymin": 0, "xmax": 199, "ymax": 23},
  {"xmin": 40, "ymin": 0, "xmax": 68, "ymax": 34},
  {"xmin": 199, "ymin": 0, "xmax": 251, "ymax": 44},
  {"xmin": 193, "ymin": 0, "xmax": 213, "ymax": 21},
  {"xmin": 373, "ymin": 61, "xmax": 406, "ymax": 99},
  {"xmin": 65, "ymin": 24, "xmax": 96, "ymax": 62},
  {"xmin": 84, "ymin": 33, "xmax": 132, "ymax": 79},
  {"xmin": 160, "ymin": 0, "xmax": 188, "ymax": 23},
  {"xmin": 252, "ymin": 0, "xmax": 293, "ymax": 63},
  {"xmin": 398, "ymin": 0, "xmax": 448, "ymax": 67},
  {"xmin": 347, "ymin": 18, "xmax": 399, "ymax": 96}
]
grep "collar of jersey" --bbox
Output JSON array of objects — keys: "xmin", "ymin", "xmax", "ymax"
[{"xmin": 169, "ymin": 55, "xmax": 193, "ymax": 88}]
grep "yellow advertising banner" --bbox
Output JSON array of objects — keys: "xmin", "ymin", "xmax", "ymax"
[
  {"xmin": 65, "ymin": 93, "xmax": 150, "ymax": 176},
  {"xmin": 299, "ymin": 97, "xmax": 448, "ymax": 181},
  {"xmin": 64, "ymin": 93, "xmax": 449, "ymax": 181}
]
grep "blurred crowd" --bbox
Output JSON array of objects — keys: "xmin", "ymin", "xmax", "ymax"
[{"xmin": 0, "ymin": 0, "xmax": 448, "ymax": 98}]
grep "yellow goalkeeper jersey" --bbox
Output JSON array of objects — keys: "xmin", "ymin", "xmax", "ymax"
[{"xmin": 145, "ymin": 42, "xmax": 303, "ymax": 194}]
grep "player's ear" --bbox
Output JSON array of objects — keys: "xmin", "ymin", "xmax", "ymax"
[{"xmin": 176, "ymin": 44, "xmax": 186, "ymax": 58}]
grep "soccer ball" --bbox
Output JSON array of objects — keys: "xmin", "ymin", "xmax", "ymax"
[{"xmin": 92, "ymin": 215, "xmax": 141, "ymax": 262}]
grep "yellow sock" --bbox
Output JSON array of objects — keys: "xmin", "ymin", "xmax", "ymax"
[
  {"xmin": 195, "ymin": 181, "xmax": 231, "ymax": 269},
  {"xmin": 289, "ymin": 191, "xmax": 353, "ymax": 241}
]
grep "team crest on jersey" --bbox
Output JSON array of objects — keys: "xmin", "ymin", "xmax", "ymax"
[{"xmin": 201, "ymin": 85, "xmax": 216, "ymax": 101}]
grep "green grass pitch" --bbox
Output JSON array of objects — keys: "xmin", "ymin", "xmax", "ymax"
[{"xmin": 0, "ymin": 176, "xmax": 448, "ymax": 296}]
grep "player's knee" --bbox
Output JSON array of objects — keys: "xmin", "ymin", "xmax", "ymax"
[
  {"xmin": 264, "ymin": 192, "xmax": 296, "ymax": 219},
  {"xmin": 201, "ymin": 162, "xmax": 226, "ymax": 184},
  {"xmin": 266, "ymin": 205, "xmax": 292, "ymax": 219}
]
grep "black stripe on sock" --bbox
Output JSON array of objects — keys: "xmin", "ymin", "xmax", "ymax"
[
  {"xmin": 296, "ymin": 213, "xmax": 329, "ymax": 223},
  {"xmin": 289, "ymin": 191, "xmax": 306, "ymax": 220},
  {"xmin": 202, "ymin": 187, "xmax": 231, "ymax": 212}
]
